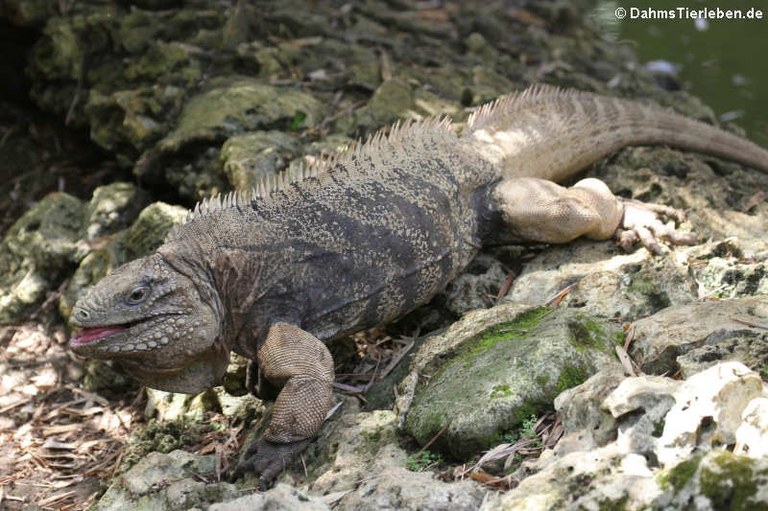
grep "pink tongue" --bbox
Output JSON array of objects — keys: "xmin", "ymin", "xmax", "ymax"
[{"xmin": 70, "ymin": 326, "xmax": 126, "ymax": 346}]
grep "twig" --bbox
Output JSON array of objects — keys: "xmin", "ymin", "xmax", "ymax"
[
  {"xmin": 417, "ymin": 421, "xmax": 450, "ymax": 454},
  {"xmin": 731, "ymin": 316, "xmax": 768, "ymax": 330}
]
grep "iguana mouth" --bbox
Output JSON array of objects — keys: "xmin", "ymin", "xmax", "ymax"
[{"xmin": 70, "ymin": 325, "xmax": 127, "ymax": 347}]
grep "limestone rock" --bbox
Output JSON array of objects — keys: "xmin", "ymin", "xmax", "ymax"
[
  {"xmin": 553, "ymin": 365, "xmax": 625, "ymax": 453},
  {"xmin": 208, "ymin": 484, "xmax": 331, "ymax": 511},
  {"xmin": 220, "ymin": 130, "xmax": 301, "ymax": 191},
  {"xmin": 735, "ymin": 397, "xmax": 768, "ymax": 458},
  {"xmin": 504, "ymin": 241, "xmax": 698, "ymax": 321},
  {"xmin": 656, "ymin": 362, "xmax": 766, "ymax": 467},
  {"xmin": 0, "ymin": 192, "xmax": 86, "ymax": 324},
  {"xmin": 303, "ymin": 399, "xmax": 486, "ymax": 511},
  {"xmin": 628, "ymin": 296, "xmax": 768, "ymax": 375},
  {"xmin": 487, "ymin": 362, "xmax": 768, "ymax": 510},
  {"xmin": 91, "ymin": 450, "xmax": 239, "ymax": 511}
]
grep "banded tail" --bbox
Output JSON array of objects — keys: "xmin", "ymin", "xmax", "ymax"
[{"xmin": 467, "ymin": 85, "xmax": 768, "ymax": 183}]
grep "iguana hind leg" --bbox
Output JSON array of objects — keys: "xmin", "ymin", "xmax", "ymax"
[
  {"xmin": 236, "ymin": 322, "xmax": 334, "ymax": 487},
  {"xmin": 487, "ymin": 177, "xmax": 698, "ymax": 254}
]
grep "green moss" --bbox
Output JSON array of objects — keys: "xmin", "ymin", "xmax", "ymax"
[
  {"xmin": 119, "ymin": 417, "xmax": 214, "ymax": 474},
  {"xmin": 597, "ymin": 495, "xmax": 629, "ymax": 511},
  {"xmin": 568, "ymin": 315, "xmax": 610, "ymax": 353},
  {"xmin": 362, "ymin": 428, "xmax": 382, "ymax": 444},
  {"xmin": 490, "ymin": 384, "xmax": 513, "ymax": 399},
  {"xmin": 458, "ymin": 307, "xmax": 553, "ymax": 365},
  {"xmin": 699, "ymin": 452, "xmax": 761, "ymax": 510},
  {"xmin": 556, "ymin": 364, "xmax": 590, "ymax": 392},
  {"xmin": 627, "ymin": 275, "xmax": 670, "ymax": 309},
  {"xmin": 658, "ymin": 454, "xmax": 702, "ymax": 491},
  {"xmin": 405, "ymin": 307, "xmax": 615, "ymax": 460}
]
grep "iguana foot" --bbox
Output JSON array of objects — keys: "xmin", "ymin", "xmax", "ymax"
[
  {"xmin": 235, "ymin": 438, "xmax": 310, "ymax": 490},
  {"xmin": 233, "ymin": 323, "xmax": 334, "ymax": 488},
  {"xmin": 616, "ymin": 198, "xmax": 698, "ymax": 255}
]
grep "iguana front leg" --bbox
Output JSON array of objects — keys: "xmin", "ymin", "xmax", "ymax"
[
  {"xmin": 237, "ymin": 322, "xmax": 334, "ymax": 487},
  {"xmin": 488, "ymin": 177, "xmax": 698, "ymax": 254}
]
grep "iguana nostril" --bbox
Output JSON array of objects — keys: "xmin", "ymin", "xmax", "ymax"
[{"xmin": 76, "ymin": 309, "xmax": 89, "ymax": 320}]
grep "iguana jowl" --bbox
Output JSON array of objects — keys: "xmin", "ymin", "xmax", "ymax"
[{"xmin": 69, "ymin": 86, "xmax": 768, "ymax": 484}]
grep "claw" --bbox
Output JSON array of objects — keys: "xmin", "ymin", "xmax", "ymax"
[
  {"xmin": 616, "ymin": 198, "xmax": 699, "ymax": 254},
  {"xmin": 234, "ymin": 438, "xmax": 311, "ymax": 489}
]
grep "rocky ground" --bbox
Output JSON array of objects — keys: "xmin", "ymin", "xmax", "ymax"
[{"xmin": 0, "ymin": 0, "xmax": 767, "ymax": 510}]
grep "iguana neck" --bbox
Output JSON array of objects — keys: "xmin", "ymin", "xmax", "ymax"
[{"xmin": 160, "ymin": 218, "xmax": 302, "ymax": 359}]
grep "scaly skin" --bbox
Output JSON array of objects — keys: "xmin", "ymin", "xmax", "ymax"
[{"xmin": 69, "ymin": 86, "xmax": 768, "ymax": 486}]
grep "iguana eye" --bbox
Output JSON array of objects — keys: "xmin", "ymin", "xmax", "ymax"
[{"xmin": 127, "ymin": 286, "xmax": 149, "ymax": 304}]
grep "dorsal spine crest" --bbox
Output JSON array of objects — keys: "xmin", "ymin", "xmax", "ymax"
[{"xmin": 180, "ymin": 115, "xmax": 457, "ymax": 227}]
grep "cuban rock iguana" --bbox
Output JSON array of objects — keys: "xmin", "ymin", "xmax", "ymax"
[{"xmin": 69, "ymin": 85, "xmax": 768, "ymax": 485}]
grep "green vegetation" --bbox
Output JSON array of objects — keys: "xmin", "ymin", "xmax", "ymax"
[
  {"xmin": 502, "ymin": 413, "xmax": 542, "ymax": 448},
  {"xmin": 699, "ymin": 452, "xmax": 760, "ymax": 510},
  {"xmin": 556, "ymin": 364, "xmax": 590, "ymax": 393},
  {"xmin": 406, "ymin": 450, "xmax": 443, "ymax": 472},
  {"xmin": 288, "ymin": 111, "xmax": 307, "ymax": 131},
  {"xmin": 658, "ymin": 454, "xmax": 702, "ymax": 491}
]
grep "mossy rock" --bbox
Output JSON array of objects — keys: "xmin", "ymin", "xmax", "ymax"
[
  {"xmin": 0, "ymin": 192, "xmax": 86, "ymax": 324},
  {"xmin": 158, "ymin": 78, "xmax": 324, "ymax": 152},
  {"xmin": 404, "ymin": 306, "xmax": 621, "ymax": 459},
  {"xmin": 659, "ymin": 450, "xmax": 768, "ymax": 510},
  {"xmin": 220, "ymin": 130, "xmax": 301, "ymax": 191},
  {"xmin": 60, "ymin": 201, "xmax": 188, "ymax": 318}
]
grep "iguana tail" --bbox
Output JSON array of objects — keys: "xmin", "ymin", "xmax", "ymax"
[{"xmin": 466, "ymin": 85, "xmax": 768, "ymax": 183}]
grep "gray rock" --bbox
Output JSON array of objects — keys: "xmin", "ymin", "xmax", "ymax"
[
  {"xmin": 484, "ymin": 362, "xmax": 768, "ymax": 510},
  {"xmin": 338, "ymin": 78, "xmax": 416, "ymax": 134},
  {"xmin": 553, "ymin": 365, "xmax": 625, "ymax": 453},
  {"xmin": 158, "ymin": 79, "xmax": 324, "ymax": 153},
  {"xmin": 0, "ymin": 192, "xmax": 86, "ymax": 324},
  {"xmin": 678, "ymin": 333, "xmax": 768, "ymax": 378},
  {"xmin": 92, "ymin": 449, "xmax": 330, "ymax": 511},
  {"xmin": 220, "ymin": 130, "xmax": 301, "ymax": 191},
  {"xmin": 692, "ymin": 243, "xmax": 768, "ymax": 299},
  {"xmin": 91, "ymin": 450, "xmax": 239, "ymax": 511},
  {"xmin": 628, "ymin": 295, "xmax": 768, "ymax": 375},
  {"xmin": 138, "ymin": 78, "xmax": 325, "ymax": 200},
  {"xmin": 83, "ymin": 182, "xmax": 151, "ymax": 240},
  {"xmin": 442, "ymin": 254, "xmax": 509, "ymax": 316},
  {"xmin": 304, "ymin": 398, "xmax": 486, "ymax": 511},
  {"xmin": 401, "ymin": 304, "xmax": 621, "ymax": 459},
  {"xmin": 208, "ymin": 484, "xmax": 330, "ymax": 511},
  {"xmin": 504, "ymin": 241, "xmax": 698, "ymax": 321}
]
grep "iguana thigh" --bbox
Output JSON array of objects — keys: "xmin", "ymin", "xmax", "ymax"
[{"xmin": 487, "ymin": 177, "xmax": 698, "ymax": 254}]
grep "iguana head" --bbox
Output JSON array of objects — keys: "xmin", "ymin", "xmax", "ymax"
[{"xmin": 70, "ymin": 254, "xmax": 228, "ymax": 394}]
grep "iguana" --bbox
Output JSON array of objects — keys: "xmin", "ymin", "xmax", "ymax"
[{"xmin": 69, "ymin": 85, "xmax": 768, "ymax": 485}]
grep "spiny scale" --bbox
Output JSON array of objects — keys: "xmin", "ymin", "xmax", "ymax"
[
  {"xmin": 182, "ymin": 116, "xmax": 457, "ymax": 225},
  {"xmin": 467, "ymin": 84, "xmax": 585, "ymax": 130}
]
